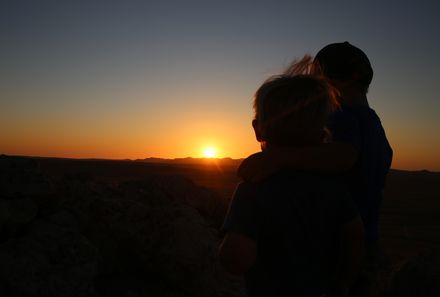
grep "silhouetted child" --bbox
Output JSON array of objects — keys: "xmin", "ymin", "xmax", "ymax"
[
  {"xmin": 220, "ymin": 75, "xmax": 364, "ymax": 297},
  {"xmin": 238, "ymin": 42, "xmax": 393, "ymax": 297}
]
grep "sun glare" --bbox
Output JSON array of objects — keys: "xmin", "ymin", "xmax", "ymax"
[{"xmin": 203, "ymin": 147, "xmax": 216, "ymax": 158}]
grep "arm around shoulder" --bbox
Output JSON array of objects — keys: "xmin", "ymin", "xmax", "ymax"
[
  {"xmin": 279, "ymin": 142, "xmax": 358, "ymax": 173},
  {"xmin": 238, "ymin": 142, "xmax": 357, "ymax": 182}
]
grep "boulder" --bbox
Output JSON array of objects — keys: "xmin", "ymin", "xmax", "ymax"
[
  {"xmin": 0, "ymin": 216, "xmax": 99, "ymax": 297},
  {"xmin": 0, "ymin": 197, "xmax": 38, "ymax": 228},
  {"xmin": 58, "ymin": 177, "xmax": 245, "ymax": 297},
  {"xmin": 0, "ymin": 156, "xmax": 244, "ymax": 297},
  {"xmin": 119, "ymin": 176, "xmax": 225, "ymax": 226},
  {"xmin": 0, "ymin": 155, "xmax": 53, "ymax": 198},
  {"xmin": 388, "ymin": 250, "xmax": 440, "ymax": 297}
]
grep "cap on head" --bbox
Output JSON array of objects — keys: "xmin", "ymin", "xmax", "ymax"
[{"xmin": 315, "ymin": 42, "xmax": 373, "ymax": 89}]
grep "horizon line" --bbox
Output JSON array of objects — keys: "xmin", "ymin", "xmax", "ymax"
[{"xmin": 1, "ymin": 153, "xmax": 438, "ymax": 173}]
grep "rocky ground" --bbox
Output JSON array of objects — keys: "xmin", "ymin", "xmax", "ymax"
[{"xmin": 0, "ymin": 155, "xmax": 244, "ymax": 297}]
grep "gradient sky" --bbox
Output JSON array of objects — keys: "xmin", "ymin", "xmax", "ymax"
[{"xmin": 1, "ymin": 0, "xmax": 439, "ymax": 170}]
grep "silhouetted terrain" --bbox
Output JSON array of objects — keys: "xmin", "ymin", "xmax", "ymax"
[
  {"xmin": 1, "ymin": 155, "xmax": 439, "ymax": 296},
  {"xmin": 37, "ymin": 157, "xmax": 242, "ymax": 213}
]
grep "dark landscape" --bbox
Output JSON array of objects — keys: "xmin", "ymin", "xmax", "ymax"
[{"xmin": 1, "ymin": 155, "xmax": 439, "ymax": 297}]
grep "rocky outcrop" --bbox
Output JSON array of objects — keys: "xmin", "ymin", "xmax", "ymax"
[
  {"xmin": 57, "ymin": 177, "xmax": 244, "ymax": 297},
  {"xmin": 0, "ymin": 197, "xmax": 38, "ymax": 229},
  {"xmin": 387, "ymin": 250, "xmax": 440, "ymax": 297},
  {"xmin": 0, "ymin": 156, "xmax": 98, "ymax": 297},
  {"xmin": 0, "ymin": 217, "xmax": 98, "ymax": 297},
  {"xmin": 0, "ymin": 155, "xmax": 53, "ymax": 198},
  {"xmin": 0, "ymin": 156, "xmax": 244, "ymax": 297}
]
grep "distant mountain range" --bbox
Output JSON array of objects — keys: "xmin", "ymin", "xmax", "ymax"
[
  {"xmin": 137, "ymin": 157, "xmax": 243, "ymax": 166},
  {"xmin": 3, "ymin": 154, "xmax": 439, "ymax": 174},
  {"xmin": 2, "ymin": 154, "xmax": 243, "ymax": 166}
]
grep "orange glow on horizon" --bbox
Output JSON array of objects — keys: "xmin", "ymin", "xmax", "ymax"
[
  {"xmin": 1, "ymin": 113, "xmax": 439, "ymax": 171},
  {"xmin": 1, "ymin": 144, "xmax": 440, "ymax": 172}
]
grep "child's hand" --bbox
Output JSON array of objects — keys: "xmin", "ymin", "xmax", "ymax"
[{"xmin": 237, "ymin": 151, "xmax": 281, "ymax": 182}]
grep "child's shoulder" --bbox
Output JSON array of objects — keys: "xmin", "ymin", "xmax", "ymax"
[
  {"xmin": 337, "ymin": 105, "xmax": 386, "ymax": 133},
  {"xmin": 342, "ymin": 104, "xmax": 381, "ymax": 121}
]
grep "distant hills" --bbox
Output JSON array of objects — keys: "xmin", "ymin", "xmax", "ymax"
[
  {"xmin": 1, "ymin": 154, "xmax": 243, "ymax": 166},
  {"xmin": 2, "ymin": 154, "xmax": 439, "ymax": 174},
  {"xmin": 137, "ymin": 157, "xmax": 243, "ymax": 167}
]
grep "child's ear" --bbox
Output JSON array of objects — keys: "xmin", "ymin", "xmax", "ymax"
[{"xmin": 252, "ymin": 119, "xmax": 262, "ymax": 142}]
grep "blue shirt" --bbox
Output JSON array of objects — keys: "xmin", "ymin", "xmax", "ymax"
[
  {"xmin": 223, "ymin": 171, "xmax": 358, "ymax": 297},
  {"xmin": 328, "ymin": 105, "xmax": 393, "ymax": 242}
]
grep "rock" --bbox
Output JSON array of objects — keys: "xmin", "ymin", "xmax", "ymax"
[
  {"xmin": 0, "ymin": 156, "xmax": 244, "ymax": 297},
  {"xmin": 0, "ymin": 155, "xmax": 53, "ymax": 198},
  {"xmin": 116, "ymin": 178, "xmax": 245, "ymax": 297},
  {"xmin": 388, "ymin": 250, "xmax": 440, "ymax": 297},
  {"xmin": 119, "ymin": 176, "xmax": 224, "ymax": 226},
  {"xmin": 95, "ymin": 273, "xmax": 187, "ymax": 297},
  {"xmin": 150, "ymin": 204, "xmax": 244, "ymax": 297},
  {"xmin": 0, "ymin": 198, "xmax": 38, "ymax": 227},
  {"xmin": 0, "ymin": 218, "xmax": 99, "ymax": 297},
  {"xmin": 58, "ymin": 176, "xmax": 245, "ymax": 297}
]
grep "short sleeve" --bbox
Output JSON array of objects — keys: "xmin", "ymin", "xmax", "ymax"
[
  {"xmin": 221, "ymin": 182, "xmax": 259, "ymax": 241},
  {"xmin": 327, "ymin": 109, "xmax": 361, "ymax": 151}
]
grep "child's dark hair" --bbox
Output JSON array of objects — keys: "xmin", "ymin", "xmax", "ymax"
[{"xmin": 314, "ymin": 42, "xmax": 373, "ymax": 93}]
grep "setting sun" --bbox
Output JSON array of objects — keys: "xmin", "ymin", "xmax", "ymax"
[{"xmin": 203, "ymin": 147, "xmax": 216, "ymax": 158}]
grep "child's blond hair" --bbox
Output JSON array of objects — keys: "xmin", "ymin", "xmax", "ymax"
[{"xmin": 253, "ymin": 57, "xmax": 339, "ymax": 146}]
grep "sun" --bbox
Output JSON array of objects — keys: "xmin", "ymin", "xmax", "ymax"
[{"xmin": 203, "ymin": 147, "xmax": 216, "ymax": 158}]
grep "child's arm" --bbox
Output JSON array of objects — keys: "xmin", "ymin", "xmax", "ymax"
[{"xmin": 238, "ymin": 142, "xmax": 358, "ymax": 182}]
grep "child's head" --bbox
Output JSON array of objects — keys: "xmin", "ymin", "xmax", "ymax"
[
  {"xmin": 253, "ymin": 75, "xmax": 338, "ymax": 149},
  {"xmin": 314, "ymin": 42, "xmax": 373, "ymax": 94}
]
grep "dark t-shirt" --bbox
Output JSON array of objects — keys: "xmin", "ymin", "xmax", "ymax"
[
  {"xmin": 222, "ymin": 171, "xmax": 358, "ymax": 297},
  {"xmin": 327, "ymin": 105, "xmax": 393, "ymax": 242}
]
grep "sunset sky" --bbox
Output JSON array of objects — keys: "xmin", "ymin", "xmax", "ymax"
[{"xmin": 1, "ymin": 1, "xmax": 439, "ymax": 171}]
